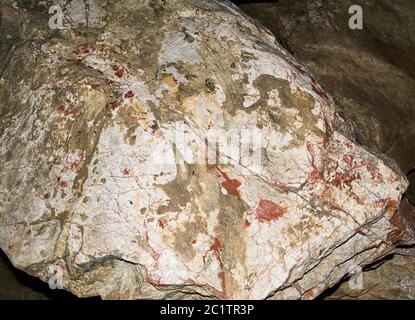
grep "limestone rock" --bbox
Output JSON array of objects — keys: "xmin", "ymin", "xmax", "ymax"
[
  {"xmin": 239, "ymin": 0, "xmax": 415, "ymax": 299},
  {"xmin": 0, "ymin": 0, "xmax": 409, "ymax": 299}
]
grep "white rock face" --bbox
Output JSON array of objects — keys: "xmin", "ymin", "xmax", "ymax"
[{"xmin": 0, "ymin": 0, "xmax": 409, "ymax": 299}]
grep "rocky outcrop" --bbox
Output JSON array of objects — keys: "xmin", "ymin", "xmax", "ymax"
[
  {"xmin": 326, "ymin": 254, "xmax": 415, "ymax": 300},
  {"xmin": 0, "ymin": 0, "xmax": 410, "ymax": 299},
  {"xmin": 239, "ymin": 0, "xmax": 415, "ymax": 175}
]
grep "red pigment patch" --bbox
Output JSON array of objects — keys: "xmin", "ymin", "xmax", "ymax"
[
  {"xmin": 311, "ymin": 79, "xmax": 328, "ymax": 98},
  {"xmin": 256, "ymin": 199, "xmax": 287, "ymax": 223},
  {"xmin": 308, "ymin": 169, "xmax": 320, "ymax": 182},
  {"xmin": 221, "ymin": 179, "xmax": 241, "ymax": 196},
  {"xmin": 343, "ymin": 154, "xmax": 354, "ymax": 166},
  {"xmin": 386, "ymin": 199, "xmax": 398, "ymax": 213},
  {"xmin": 57, "ymin": 105, "xmax": 76, "ymax": 116},
  {"xmin": 73, "ymin": 44, "xmax": 94, "ymax": 58},
  {"xmin": 332, "ymin": 171, "xmax": 360, "ymax": 189},
  {"xmin": 70, "ymin": 161, "xmax": 81, "ymax": 172},
  {"xmin": 213, "ymin": 165, "xmax": 241, "ymax": 196},
  {"xmin": 306, "ymin": 142, "xmax": 321, "ymax": 182},
  {"xmin": 122, "ymin": 168, "xmax": 130, "ymax": 175},
  {"xmin": 191, "ymin": 239, "xmax": 197, "ymax": 244},
  {"xmin": 367, "ymin": 163, "xmax": 383, "ymax": 183},
  {"xmin": 210, "ymin": 238, "xmax": 224, "ymax": 251},
  {"xmin": 124, "ymin": 91, "xmax": 134, "ymax": 99},
  {"xmin": 244, "ymin": 219, "xmax": 251, "ymax": 228},
  {"xmin": 112, "ymin": 65, "xmax": 124, "ymax": 78},
  {"xmin": 312, "ymin": 84, "xmax": 327, "ymax": 98},
  {"xmin": 344, "ymin": 141, "xmax": 353, "ymax": 149},
  {"xmin": 218, "ymin": 271, "xmax": 226, "ymax": 289},
  {"xmin": 108, "ymin": 101, "xmax": 119, "ymax": 111},
  {"xmin": 151, "ymin": 252, "xmax": 160, "ymax": 261},
  {"xmin": 115, "ymin": 69, "xmax": 124, "ymax": 78},
  {"xmin": 302, "ymin": 289, "xmax": 314, "ymax": 300},
  {"xmin": 59, "ymin": 181, "xmax": 69, "ymax": 188},
  {"xmin": 158, "ymin": 219, "xmax": 165, "ymax": 229}
]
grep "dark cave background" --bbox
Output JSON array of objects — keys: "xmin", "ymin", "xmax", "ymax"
[{"xmin": 0, "ymin": 0, "xmax": 414, "ymax": 300}]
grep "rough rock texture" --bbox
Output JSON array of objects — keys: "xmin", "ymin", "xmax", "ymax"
[
  {"xmin": 322, "ymin": 198, "xmax": 415, "ymax": 300},
  {"xmin": 239, "ymin": 0, "xmax": 415, "ymax": 299},
  {"xmin": 326, "ymin": 254, "xmax": 415, "ymax": 300},
  {"xmin": 407, "ymin": 170, "xmax": 415, "ymax": 205},
  {"xmin": 0, "ymin": 0, "xmax": 410, "ymax": 299}
]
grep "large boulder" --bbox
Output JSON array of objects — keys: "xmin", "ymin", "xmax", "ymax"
[{"xmin": 0, "ymin": 0, "xmax": 409, "ymax": 299}]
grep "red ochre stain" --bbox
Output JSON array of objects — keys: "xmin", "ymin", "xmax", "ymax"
[
  {"xmin": 302, "ymin": 289, "xmax": 314, "ymax": 300},
  {"xmin": 157, "ymin": 219, "xmax": 165, "ymax": 229},
  {"xmin": 151, "ymin": 252, "xmax": 160, "ymax": 261},
  {"xmin": 343, "ymin": 154, "xmax": 354, "ymax": 166},
  {"xmin": 213, "ymin": 165, "xmax": 241, "ymax": 196},
  {"xmin": 256, "ymin": 199, "xmax": 287, "ymax": 223},
  {"xmin": 308, "ymin": 169, "xmax": 320, "ymax": 182},
  {"xmin": 112, "ymin": 65, "xmax": 124, "ymax": 78},
  {"xmin": 218, "ymin": 271, "xmax": 226, "ymax": 289},
  {"xmin": 108, "ymin": 101, "xmax": 119, "ymax": 111},
  {"xmin": 367, "ymin": 164, "xmax": 383, "ymax": 183},
  {"xmin": 210, "ymin": 238, "xmax": 224, "ymax": 251},
  {"xmin": 73, "ymin": 44, "xmax": 93, "ymax": 57},
  {"xmin": 57, "ymin": 105, "xmax": 76, "ymax": 116},
  {"xmin": 306, "ymin": 142, "xmax": 321, "ymax": 182},
  {"xmin": 344, "ymin": 141, "xmax": 353, "ymax": 149},
  {"xmin": 244, "ymin": 219, "xmax": 251, "ymax": 228},
  {"xmin": 208, "ymin": 238, "xmax": 226, "ymax": 293},
  {"xmin": 122, "ymin": 168, "xmax": 130, "ymax": 175},
  {"xmin": 59, "ymin": 181, "xmax": 69, "ymax": 188},
  {"xmin": 386, "ymin": 199, "xmax": 398, "ymax": 214},
  {"xmin": 124, "ymin": 91, "xmax": 134, "ymax": 99},
  {"xmin": 221, "ymin": 179, "xmax": 241, "ymax": 196},
  {"xmin": 332, "ymin": 171, "xmax": 361, "ymax": 189},
  {"xmin": 311, "ymin": 79, "xmax": 328, "ymax": 98},
  {"xmin": 191, "ymin": 239, "xmax": 197, "ymax": 244},
  {"xmin": 70, "ymin": 161, "xmax": 81, "ymax": 171}
]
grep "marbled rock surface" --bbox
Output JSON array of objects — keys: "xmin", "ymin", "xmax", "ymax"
[
  {"xmin": 0, "ymin": 0, "xmax": 409, "ymax": 299},
  {"xmin": 239, "ymin": 0, "xmax": 415, "ymax": 299}
]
